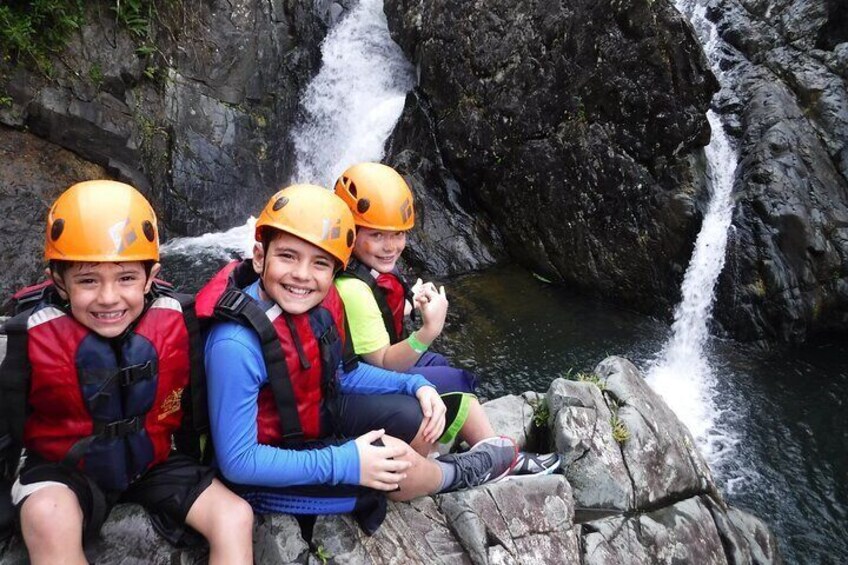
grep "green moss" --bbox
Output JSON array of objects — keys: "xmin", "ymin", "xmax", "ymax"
[{"xmin": 88, "ymin": 62, "xmax": 103, "ymax": 86}]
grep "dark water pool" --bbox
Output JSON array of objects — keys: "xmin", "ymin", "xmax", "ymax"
[{"xmin": 162, "ymin": 254, "xmax": 847, "ymax": 564}]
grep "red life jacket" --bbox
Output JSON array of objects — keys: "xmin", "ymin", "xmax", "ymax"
[
  {"xmin": 196, "ymin": 260, "xmax": 355, "ymax": 445},
  {"xmin": 342, "ymin": 258, "xmax": 415, "ymax": 344},
  {"xmin": 0, "ymin": 282, "xmax": 201, "ymax": 492}
]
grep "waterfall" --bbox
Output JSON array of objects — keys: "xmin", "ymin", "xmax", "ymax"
[
  {"xmin": 291, "ymin": 0, "xmax": 414, "ymax": 186},
  {"xmin": 163, "ymin": 0, "xmax": 413, "ymax": 257},
  {"xmin": 647, "ymin": 0, "xmax": 739, "ymax": 469}
]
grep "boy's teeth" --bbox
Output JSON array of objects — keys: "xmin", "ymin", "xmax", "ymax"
[
  {"xmin": 95, "ymin": 311, "xmax": 123, "ymax": 319},
  {"xmin": 285, "ymin": 285, "xmax": 311, "ymax": 296}
]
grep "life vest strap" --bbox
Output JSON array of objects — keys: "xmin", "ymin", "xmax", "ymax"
[
  {"xmin": 63, "ymin": 416, "xmax": 145, "ymax": 469},
  {"xmin": 213, "ymin": 287, "xmax": 304, "ymax": 441}
]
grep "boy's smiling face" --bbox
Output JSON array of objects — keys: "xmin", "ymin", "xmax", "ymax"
[
  {"xmin": 254, "ymin": 231, "xmax": 335, "ymax": 315},
  {"xmin": 52, "ymin": 261, "xmax": 158, "ymax": 338},
  {"xmin": 353, "ymin": 227, "xmax": 407, "ymax": 274}
]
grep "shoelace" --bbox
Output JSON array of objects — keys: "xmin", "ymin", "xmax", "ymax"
[{"xmin": 451, "ymin": 450, "xmax": 494, "ymax": 488}]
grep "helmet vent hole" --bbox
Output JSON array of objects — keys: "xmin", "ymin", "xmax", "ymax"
[
  {"xmin": 346, "ymin": 229, "xmax": 355, "ymax": 247},
  {"xmin": 273, "ymin": 196, "xmax": 289, "ymax": 211},
  {"xmin": 51, "ymin": 219, "xmax": 65, "ymax": 241},
  {"xmin": 357, "ymin": 198, "xmax": 370, "ymax": 214},
  {"xmin": 347, "ymin": 179, "xmax": 357, "ymax": 198},
  {"xmin": 142, "ymin": 220, "xmax": 156, "ymax": 242}
]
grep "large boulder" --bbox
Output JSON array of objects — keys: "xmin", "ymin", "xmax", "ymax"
[
  {"xmin": 385, "ymin": 0, "xmax": 718, "ymax": 316},
  {"xmin": 704, "ymin": 0, "xmax": 848, "ymax": 343}
]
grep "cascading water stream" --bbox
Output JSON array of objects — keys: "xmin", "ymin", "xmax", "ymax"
[
  {"xmin": 162, "ymin": 0, "xmax": 413, "ymax": 257},
  {"xmin": 647, "ymin": 0, "xmax": 740, "ymax": 474}
]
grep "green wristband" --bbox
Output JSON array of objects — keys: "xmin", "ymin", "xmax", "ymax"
[{"xmin": 407, "ymin": 331, "xmax": 429, "ymax": 354}]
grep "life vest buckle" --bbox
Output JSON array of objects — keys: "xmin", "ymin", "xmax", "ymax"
[
  {"xmin": 101, "ymin": 416, "xmax": 143, "ymax": 439},
  {"xmin": 214, "ymin": 288, "xmax": 249, "ymax": 322},
  {"xmin": 119, "ymin": 361, "xmax": 156, "ymax": 386}
]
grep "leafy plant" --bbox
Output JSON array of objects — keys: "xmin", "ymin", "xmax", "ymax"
[
  {"xmin": 313, "ymin": 544, "xmax": 332, "ymax": 565},
  {"xmin": 0, "ymin": 0, "xmax": 85, "ymax": 73},
  {"xmin": 531, "ymin": 397, "xmax": 550, "ymax": 428},
  {"xmin": 565, "ymin": 369, "xmax": 607, "ymax": 391},
  {"xmin": 610, "ymin": 413, "xmax": 630, "ymax": 444}
]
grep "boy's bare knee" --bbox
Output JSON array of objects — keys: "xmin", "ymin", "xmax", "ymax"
[
  {"xmin": 21, "ymin": 487, "xmax": 83, "ymax": 541},
  {"xmin": 226, "ymin": 497, "xmax": 254, "ymax": 532}
]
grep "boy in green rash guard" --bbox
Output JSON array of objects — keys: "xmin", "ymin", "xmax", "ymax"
[{"xmin": 334, "ymin": 163, "xmax": 561, "ymax": 476}]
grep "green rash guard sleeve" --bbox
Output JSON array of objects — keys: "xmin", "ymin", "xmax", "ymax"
[{"xmin": 334, "ymin": 276, "xmax": 391, "ymax": 355}]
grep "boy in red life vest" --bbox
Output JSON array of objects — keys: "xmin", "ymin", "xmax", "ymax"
[
  {"xmin": 0, "ymin": 181, "xmax": 253, "ymax": 564},
  {"xmin": 334, "ymin": 163, "xmax": 560, "ymax": 474},
  {"xmin": 199, "ymin": 184, "xmax": 519, "ymax": 534}
]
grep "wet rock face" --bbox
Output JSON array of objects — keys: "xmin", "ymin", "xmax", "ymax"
[
  {"xmin": 386, "ymin": 92, "xmax": 507, "ymax": 275},
  {"xmin": 705, "ymin": 0, "xmax": 848, "ymax": 343},
  {"xmin": 385, "ymin": 0, "xmax": 717, "ymax": 314},
  {"xmin": 0, "ymin": 128, "xmax": 109, "ymax": 301},
  {"xmin": 0, "ymin": 0, "xmax": 338, "ymax": 238}
]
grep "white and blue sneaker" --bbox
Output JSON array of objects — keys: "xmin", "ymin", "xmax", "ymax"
[
  {"xmin": 502, "ymin": 451, "xmax": 561, "ymax": 481},
  {"xmin": 438, "ymin": 436, "xmax": 518, "ymax": 490}
]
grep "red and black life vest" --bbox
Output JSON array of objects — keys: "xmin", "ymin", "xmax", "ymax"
[
  {"xmin": 0, "ymin": 281, "xmax": 205, "ymax": 492},
  {"xmin": 196, "ymin": 260, "xmax": 357, "ymax": 445},
  {"xmin": 342, "ymin": 258, "xmax": 416, "ymax": 344}
]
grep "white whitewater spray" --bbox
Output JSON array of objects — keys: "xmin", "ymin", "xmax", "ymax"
[
  {"xmin": 647, "ymin": 0, "xmax": 739, "ymax": 468},
  {"xmin": 290, "ymin": 0, "xmax": 415, "ymax": 186},
  {"xmin": 163, "ymin": 0, "xmax": 414, "ymax": 256}
]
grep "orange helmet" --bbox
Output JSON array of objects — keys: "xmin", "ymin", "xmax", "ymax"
[
  {"xmin": 45, "ymin": 180, "xmax": 159, "ymax": 262},
  {"xmin": 333, "ymin": 162, "xmax": 415, "ymax": 231},
  {"xmin": 255, "ymin": 184, "xmax": 356, "ymax": 268}
]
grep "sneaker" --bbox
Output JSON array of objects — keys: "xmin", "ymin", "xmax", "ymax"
[
  {"xmin": 438, "ymin": 436, "xmax": 518, "ymax": 491},
  {"xmin": 502, "ymin": 452, "xmax": 561, "ymax": 481}
]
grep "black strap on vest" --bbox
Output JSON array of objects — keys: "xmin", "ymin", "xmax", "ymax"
[
  {"xmin": 344, "ymin": 259, "xmax": 403, "ymax": 344},
  {"xmin": 214, "ymin": 288, "xmax": 304, "ymax": 441},
  {"xmin": 174, "ymin": 290, "xmax": 208, "ymax": 435},
  {"xmin": 0, "ymin": 312, "xmax": 32, "ymax": 480},
  {"xmin": 341, "ymin": 314, "xmax": 359, "ymax": 373}
]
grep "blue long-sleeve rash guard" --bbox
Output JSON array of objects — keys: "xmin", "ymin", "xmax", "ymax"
[{"xmin": 204, "ymin": 281, "xmax": 433, "ymax": 488}]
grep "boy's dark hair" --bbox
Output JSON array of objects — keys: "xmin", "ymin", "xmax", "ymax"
[
  {"xmin": 49, "ymin": 260, "xmax": 156, "ymax": 280},
  {"xmin": 258, "ymin": 228, "xmax": 344, "ymax": 272}
]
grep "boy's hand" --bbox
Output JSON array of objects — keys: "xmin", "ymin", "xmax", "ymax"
[
  {"xmin": 416, "ymin": 386, "xmax": 446, "ymax": 443},
  {"xmin": 354, "ymin": 429, "xmax": 412, "ymax": 491},
  {"xmin": 415, "ymin": 285, "xmax": 448, "ymax": 341}
]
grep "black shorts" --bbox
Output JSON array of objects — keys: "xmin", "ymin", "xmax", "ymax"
[
  {"xmin": 13, "ymin": 451, "xmax": 216, "ymax": 546},
  {"xmin": 332, "ymin": 393, "xmax": 424, "ymax": 442}
]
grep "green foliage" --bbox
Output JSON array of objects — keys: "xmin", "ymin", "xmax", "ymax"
[
  {"xmin": 0, "ymin": 0, "xmax": 85, "ymax": 73},
  {"xmin": 0, "ymin": 94, "xmax": 11, "ymax": 107},
  {"xmin": 531, "ymin": 397, "xmax": 550, "ymax": 428},
  {"xmin": 0, "ymin": 0, "xmax": 163, "ymax": 78},
  {"xmin": 313, "ymin": 545, "xmax": 332, "ymax": 565},
  {"xmin": 610, "ymin": 412, "xmax": 630, "ymax": 444},
  {"xmin": 88, "ymin": 62, "xmax": 103, "ymax": 86},
  {"xmin": 565, "ymin": 369, "xmax": 607, "ymax": 391}
]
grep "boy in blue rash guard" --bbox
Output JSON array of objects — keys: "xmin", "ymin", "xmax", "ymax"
[{"xmin": 200, "ymin": 184, "xmax": 519, "ymax": 534}]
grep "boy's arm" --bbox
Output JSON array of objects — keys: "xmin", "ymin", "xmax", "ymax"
[
  {"xmin": 336, "ymin": 278, "xmax": 427, "ymax": 372},
  {"xmin": 205, "ymin": 326, "xmax": 360, "ymax": 487},
  {"xmin": 339, "ymin": 361, "xmax": 433, "ymax": 396}
]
